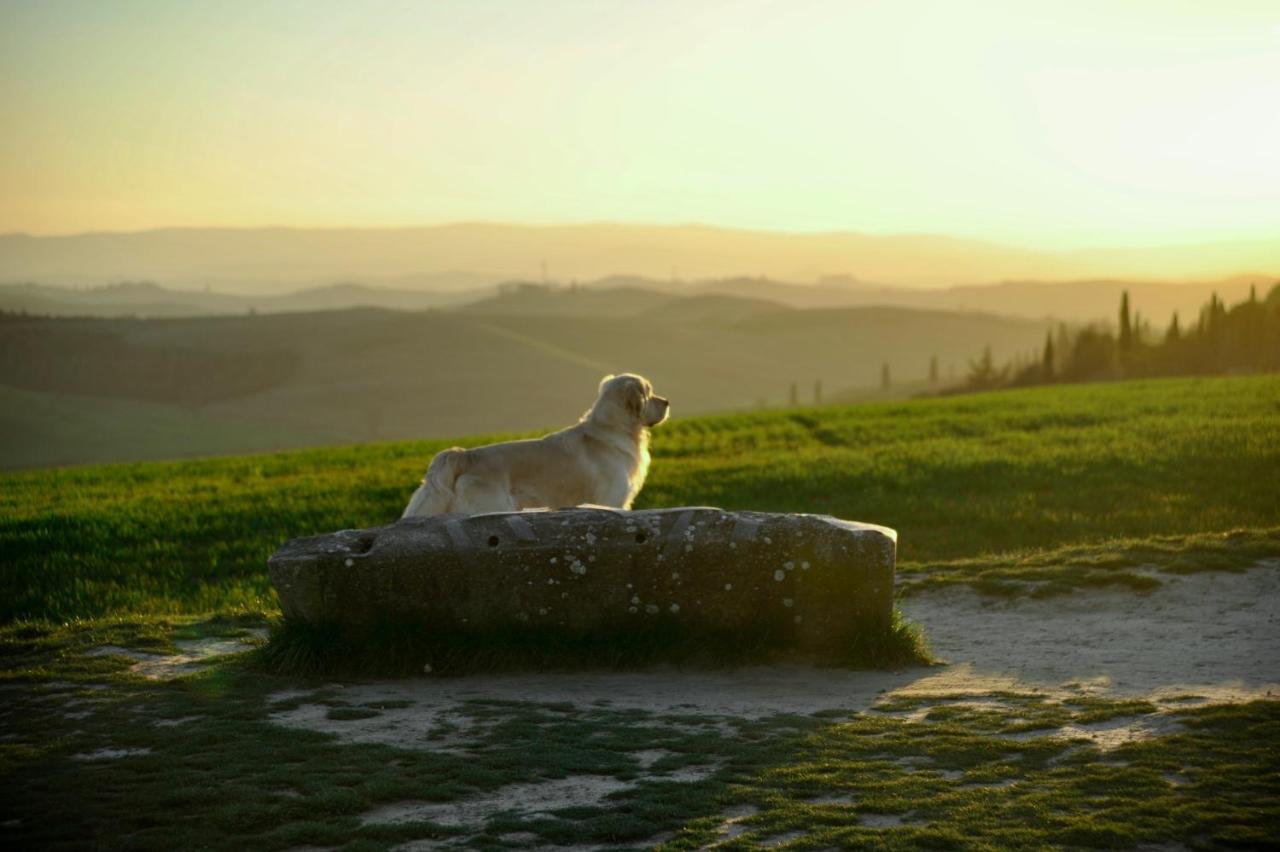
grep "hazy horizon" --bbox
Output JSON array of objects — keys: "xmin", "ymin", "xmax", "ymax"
[
  {"xmin": 3, "ymin": 219, "xmax": 1277, "ymax": 254},
  {"xmin": 4, "ymin": 1, "xmax": 1279, "ymax": 250},
  {"xmin": 3, "ymin": 222, "xmax": 1278, "ymax": 292}
]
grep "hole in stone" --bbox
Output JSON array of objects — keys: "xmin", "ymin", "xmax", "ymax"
[
  {"xmin": 349, "ymin": 533, "xmax": 376, "ymax": 555},
  {"xmin": 487, "ymin": 535, "xmax": 500, "ymax": 548},
  {"xmin": 635, "ymin": 532, "xmax": 647, "ymax": 544}
]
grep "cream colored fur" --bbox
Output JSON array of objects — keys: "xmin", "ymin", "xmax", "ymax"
[{"xmin": 402, "ymin": 373, "xmax": 669, "ymax": 517}]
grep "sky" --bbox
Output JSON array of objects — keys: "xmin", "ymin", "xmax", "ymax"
[{"xmin": 1, "ymin": 0, "xmax": 1278, "ymax": 248}]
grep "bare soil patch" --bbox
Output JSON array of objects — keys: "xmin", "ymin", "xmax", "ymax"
[
  {"xmin": 359, "ymin": 775, "xmax": 633, "ymax": 828},
  {"xmin": 86, "ymin": 630, "xmax": 267, "ymax": 679}
]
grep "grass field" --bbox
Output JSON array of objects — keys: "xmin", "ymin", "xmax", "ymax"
[
  {"xmin": 0, "ymin": 385, "xmax": 331, "ymax": 470},
  {"xmin": 3, "ymin": 374, "xmax": 1277, "ymax": 623},
  {"xmin": 2, "ymin": 374, "xmax": 1279, "ymax": 850}
]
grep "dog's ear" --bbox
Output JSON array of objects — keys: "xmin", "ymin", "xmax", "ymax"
[
  {"xmin": 598, "ymin": 374, "xmax": 615, "ymax": 391},
  {"xmin": 627, "ymin": 378, "xmax": 647, "ymax": 417}
]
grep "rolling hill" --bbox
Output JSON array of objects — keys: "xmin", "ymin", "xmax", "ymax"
[
  {"xmin": 0, "ymin": 298, "xmax": 1048, "ymax": 468},
  {"xmin": 0, "ymin": 280, "xmax": 474, "ymax": 318},
  {"xmin": 6, "ymin": 273, "xmax": 1274, "ymax": 326},
  {"xmin": 814, "ymin": 274, "xmax": 1275, "ymax": 324}
]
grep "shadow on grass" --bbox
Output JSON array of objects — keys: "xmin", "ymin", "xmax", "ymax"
[{"xmin": 253, "ymin": 609, "xmax": 931, "ymax": 678}]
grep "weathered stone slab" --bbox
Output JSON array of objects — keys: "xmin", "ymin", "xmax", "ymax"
[{"xmin": 268, "ymin": 507, "xmax": 896, "ymax": 654}]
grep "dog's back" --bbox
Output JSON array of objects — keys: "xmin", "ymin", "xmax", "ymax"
[{"xmin": 401, "ymin": 448, "xmax": 468, "ymax": 517}]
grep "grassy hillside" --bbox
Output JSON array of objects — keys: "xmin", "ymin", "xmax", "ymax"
[
  {"xmin": 0, "ymin": 386, "xmax": 329, "ymax": 469},
  {"xmin": 0, "ymin": 280, "xmax": 475, "ymax": 318},
  {"xmin": 0, "ymin": 304, "xmax": 1047, "ymax": 467},
  {"xmin": 3, "ymin": 375, "xmax": 1277, "ymax": 624}
]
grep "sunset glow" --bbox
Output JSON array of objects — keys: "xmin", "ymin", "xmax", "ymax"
[{"xmin": 2, "ymin": 0, "xmax": 1278, "ymax": 248}]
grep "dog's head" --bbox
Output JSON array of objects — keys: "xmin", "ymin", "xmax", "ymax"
[{"xmin": 593, "ymin": 373, "xmax": 669, "ymax": 430}]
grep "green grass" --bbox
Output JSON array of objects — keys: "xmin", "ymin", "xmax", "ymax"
[
  {"xmin": 706, "ymin": 697, "xmax": 1280, "ymax": 850},
  {"xmin": 898, "ymin": 527, "xmax": 1280, "ymax": 599},
  {"xmin": 3, "ymin": 374, "xmax": 1278, "ymax": 623},
  {"xmin": 0, "ymin": 384, "xmax": 332, "ymax": 470}
]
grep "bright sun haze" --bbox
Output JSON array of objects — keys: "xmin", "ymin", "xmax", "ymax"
[{"xmin": 1, "ymin": 0, "xmax": 1278, "ymax": 249}]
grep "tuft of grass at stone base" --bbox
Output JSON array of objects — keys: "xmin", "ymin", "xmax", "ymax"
[{"xmin": 253, "ymin": 608, "xmax": 932, "ymax": 677}]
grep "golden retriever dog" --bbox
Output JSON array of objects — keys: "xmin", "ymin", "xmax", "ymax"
[{"xmin": 402, "ymin": 373, "xmax": 669, "ymax": 517}]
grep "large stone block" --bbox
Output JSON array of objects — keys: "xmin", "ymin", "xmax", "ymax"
[{"xmin": 268, "ymin": 506, "xmax": 896, "ymax": 654}]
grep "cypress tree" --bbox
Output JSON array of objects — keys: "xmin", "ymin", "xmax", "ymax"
[
  {"xmin": 881, "ymin": 363, "xmax": 891, "ymax": 390},
  {"xmin": 1119, "ymin": 291, "xmax": 1133, "ymax": 352},
  {"xmin": 1042, "ymin": 332, "xmax": 1055, "ymax": 381}
]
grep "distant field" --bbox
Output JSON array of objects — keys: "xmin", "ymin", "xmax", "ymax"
[
  {"xmin": 3, "ymin": 374, "xmax": 1277, "ymax": 623},
  {"xmin": 0, "ymin": 303, "xmax": 1046, "ymax": 467},
  {"xmin": 0, "ymin": 386, "xmax": 332, "ymax": 469}
]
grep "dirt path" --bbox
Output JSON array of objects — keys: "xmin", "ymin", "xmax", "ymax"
[{"xmin": 902, "ymin": 560, "xmax": 1279, "ymax": 702}]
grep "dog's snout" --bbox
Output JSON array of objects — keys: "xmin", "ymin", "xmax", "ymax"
[{"xmin": 644, "ymin": 394, "xmax": 670, "ymax": 427}]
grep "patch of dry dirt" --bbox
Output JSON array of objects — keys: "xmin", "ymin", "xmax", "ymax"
[
  {"xmin": 905, "ymin": 562, "xmax": 1280, "ymax": 701},
  {"xmin": 86, "ymin": 630, "xmax": 267, "ymax": 679},
  {"xmin": 360, "ymin": 775, "xmax": 633, "ymax": 828},
  {"xmin": 72, "ymin": 747, "xmax": 152, "ymax": 761}
]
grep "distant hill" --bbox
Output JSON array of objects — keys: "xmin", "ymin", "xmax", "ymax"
[
  {"xmin": 0, "ymin": 281, "xmax": 476, "ymax": 318},
  {"xmin": 457, "ymin": 283, "xmax": 674, "ymax": 318},
  {"xmin": 457, "ymin": 275, "xmax": 1278, "ymax": 326},
  {"xmin": 809, "ymin": 275, "xmax": 1277, "ymax": 325},
  {"xmin": 7, "ymin": 272, "xmax": 1274, "ymax": 326},
  {"xmin": 0, "ymin": 303, "xmax": 1048, "ymax": 468},
  {"xmin": 0, "ymin": 281, "xmax": 248, "ymax": 317},
  {"xmin": 460, "ymin": 283, "xmax": 788, "ymax": 324},
  {"xmin": 3, "ymin": 223, "xmax": 1276, "ymax": 290},
  {"xmin": 692, "ymin": 276, "xmax": 879, "ymax": 309},
  {"xmin": 639, "ymin": 293, "xmax": 785, "ymax": 324},
  {"xmin": 267, "ymin": 282, "xmax": 462, "ymax": 312}
]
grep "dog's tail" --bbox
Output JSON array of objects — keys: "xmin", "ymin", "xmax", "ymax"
[{"xmin": 401, "ymin": 448, "xmax": 468, "ymax": 518}]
